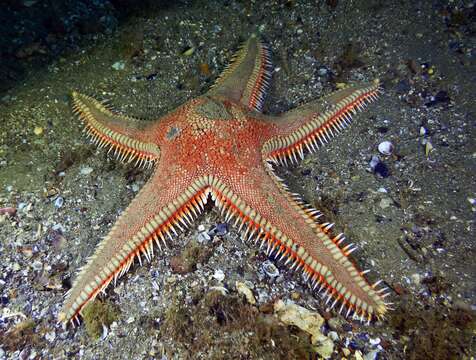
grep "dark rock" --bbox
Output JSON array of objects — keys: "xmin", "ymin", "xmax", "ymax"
[
  {"xmin": 426, "ymin": 90, "xmax": 450, "ymax": 107},
  {"xmin": 374, "ymin": 161, "xmax": 390, "ymax": 178},
  {"xmin": 395, "ymin": 79, "xmax": 411, "ymax": 94}
]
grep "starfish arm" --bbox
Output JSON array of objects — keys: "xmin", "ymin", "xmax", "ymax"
[
  {"xmin": 207, "ymin": 34, "xmax": 272, "ymax": 112},
  {"xmin": 209, "ymin": 165, "xmax": 387, "ymax": 321},
  {"xmin": 72, "ymin": 91, "xmax": 161, "ymax": 168},
  {"xmin": 261, "ymin": 83, "xmax": 380, "ymax": 165},
  {"xmin": 58, "ymin": 171, "xmax": 210, "ymax": 325}
]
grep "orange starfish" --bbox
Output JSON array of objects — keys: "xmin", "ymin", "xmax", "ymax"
[{"xmin": 59, "ymin": 34, "xmax": 389, "ymax": 326}]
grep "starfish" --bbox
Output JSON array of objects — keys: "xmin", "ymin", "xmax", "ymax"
[{"xmin": 59, "ymin": 34, "xmax": 389, "ymax": 326}]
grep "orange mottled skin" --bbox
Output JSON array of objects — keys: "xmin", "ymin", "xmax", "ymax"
[{"xmin": 60, "ymin": 34, "xmax": 389, "ymax": 326}]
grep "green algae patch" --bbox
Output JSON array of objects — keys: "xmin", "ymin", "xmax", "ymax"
[
  {"xmin": 390, "ymin": 297, "xmax": 475, "ymax": 360},
  {"xmin": 82, "ymin": 300, "xmax": 119, "ymax": 340},
  {"xmin": 0, "ymin": 318, "xmax": 44, "ymax": 352},
  {"xmin": 160, "ymin": 290, "xmax": 316, "ymax": 359},
  {"xmin": 169, "ymin": 239, "xmax": 213, "ymax": 274}
]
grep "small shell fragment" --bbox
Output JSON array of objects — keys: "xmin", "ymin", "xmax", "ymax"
[
  {"xmin": 262, "ymin": 260, "xmax": 279, "ymax": 278},
  {"xmin": 425, "ymin": 141, "xmax": 434, "ymax": 157},
  {"xmin": 212, "ymin": 269, "xmax": 225, "ymax": 282},
  {"xmin": 182, "ymin": 46, "xmax": 195, "ymax": 56},
  {"xmin": 33, "ymin": 126, "xmax": 43, "ymax": 135},
  {"xmin": 54, "ymin": 197, "xmax": 64, "ymax": 208},
  {"xmin": 378, "ymin": 141, "xmax": 394, "ymax": 156}
]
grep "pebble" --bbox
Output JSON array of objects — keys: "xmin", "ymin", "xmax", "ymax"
[
  {"xmin": 52, "ymin": 223, "xmax": 65, "ymax": 232},
  {"xmin": 33, "ymin": 126, "xmax": 44, "ymax": 135},
  {"xmin": 378, "ymin": 141, "xmax": 394, "ymax": 156},
  {"xmin": 262, "ymin": 260, "xmax": 279, "ymax": 278},
  {"xmin": 395, "ymin": 79, "xmax": 411, "ymax": 94},
  {"xmin": 210, "ymin": 223, "xmax": 228, "ymax": 236},
  {"xmin": 411, "ymin": 273, "xmax": 422, "ymax": 286},
  {"xmin": 369, "ymin": 155, "xmax": 380, "ymax": 170},
  {"xmin": 32, "ymin": 261, "xmax": 43, "ymax": 271},
  {"xmin": 111, "ymin": 61, "xmax": 125, "ymax": 70},
  {"xmin": 45, "ymin": 331, "xmax": 56, "ymax": 342},
  {"xmin": 376, "ymin": 163, "xmax": 390, "ymax": 177},
  {"xmin": 236, "ymin": 281, "xmax": 256, "ymax": 305},
  {"xmin": 379, "ymin": 197, "xmax": 393, "ymax": 209},
  {"xmin": 364, "ymin": 349, "xmax": 379, "ymax": 360},
  {"xmin": 369, "ymin": 337, "xmax": 381, "ymax": 346},
  {"xmin": 182, "ymin": 46, "xmax": 195, "ymax": 56},
  {"xmin": 197, "ymin": 227, "xmax": 211, "ymax": 243},
  {"xmin": 328, "ymin": 331, "xmax": 339, "ymax": 341},
  {"xmin": 54, "ymin": 196, "xmax": 64, "ymax": 208},
  {"xmin": 80, "ymin": 166, "xmax": 93, "ymax": 175},
  {"xmin": 318, "ymin": 67, "xmax": 328, "ymax": 76},
  {"xmin": 212, "ymin": 269, "xmax": 225, "ymax": 282}
]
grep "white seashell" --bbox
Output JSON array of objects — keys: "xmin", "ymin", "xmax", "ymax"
[
  {"xmin": 213, "ymin": 269, "xmax": 225, "ymax": 282},
  {"xmin": 378, "ymin": 141, "xmax": 394, "ymax": 156},
  {"xmin": 369, "ymin": 155, "xmax": 380, "ymax": 170},
  {"xmin": 262, "ymin": 260, "xmax": 279, "ymax": 278}
]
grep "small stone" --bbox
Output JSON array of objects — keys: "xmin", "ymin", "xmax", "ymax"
[
  {"xmin": 328, "ymin": 331, "xmax": 339, "ymax": 341},
  {"xmin": 364, "ymin": 349, "xmax": 379, "ymax": 360},
  {"xmin": 210, "ymin": 223, "xmax": 228, "ymax": 236},
  {"xmin": 379, "ymin": 197, "xmax": 393, "ymax": 209},
  {"xmin": 369, "ymin": 337, "xmax": 381, "ymax": 346},
  {"xmin": 318, "ymin": 67, "xmax": 328, "ymax": 76},
  {"xmin": 111, "ymin": 61, "xmax": 125, "ymax": 70},
  {"xmin": 411, "ymin": 273, "xmax": 422, "ymax": 286},
  {"xmin": 236, "ymin": 281, "xmax": 256, "ymax": 305},
  {"xmin": 45, "ymin": 331, "xmax": 56, "ymax": 342},
  {"xmin": 182, "ymin": 47, "xmax": 195, "ymax": 56},
  {"xmin": 395, "ymin": 79, "xmax": 411, "ymax": 94},
  {"xmin": 54, "ymin": 196, "xmax": 64, "ymax": 208},
  {"xmin": 290, "ymin": 291, "xmax": 301, "ymax": 301},
  {"xmin": 33, "ymin": 126, "xmax": 44, "ymax": 135},
  {"xmin": 374, "ymin": 162, "xmax": 390, "ymax": 178},
  {"xmin": 80, "ymin": 166, "xmax": 94, "ymax": 175},
  {"xmin": 378, "ymin": 141, "xmax": 394, "ymax": 156},
  {"xmin": 212, "ymin": 269, "xmax": 225, "ymax": 282},
  {"xmin": 197, "ymin": 231, "xmax": 211, "ymax": 243},
  {"xmin": 369, "ymin": 155, "xmax": 380, "ymax": 170}
]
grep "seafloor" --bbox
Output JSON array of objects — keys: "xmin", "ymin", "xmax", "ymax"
[{"xmin": 0, "ymin": 1, "xmax": 474, "ymax": 359}]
